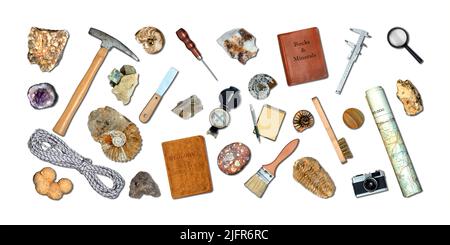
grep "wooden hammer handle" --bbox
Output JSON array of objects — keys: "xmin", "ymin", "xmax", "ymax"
[
  {"xmin": 53, "ymin": 47, "xmax": 109, "ymax": 136},
  {"xmin": 264, "ymin": 139, "xmax": 300, "ymax": 175}
]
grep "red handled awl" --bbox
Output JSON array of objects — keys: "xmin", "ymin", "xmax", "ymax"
[{"xmin": 176, "ymin": 28, "xmax": 218, "ymax": 81}]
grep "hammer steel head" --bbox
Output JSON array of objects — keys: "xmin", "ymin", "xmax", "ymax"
[{"xmin": 89, "ymin": 28, "xmax": 139, "ymax": 62}]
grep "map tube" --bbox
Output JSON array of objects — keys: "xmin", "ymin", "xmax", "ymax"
[{"xmin": 366, "ymin": 86, "xmax": 422, "ymax": 198}]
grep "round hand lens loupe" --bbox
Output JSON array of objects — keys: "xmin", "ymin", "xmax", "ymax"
[{"xmin": 387, "ymin": 27, "xmax": 423, "ymax": 64}]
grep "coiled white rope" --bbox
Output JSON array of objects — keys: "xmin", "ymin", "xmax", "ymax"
[{"xmin": 28, "ymin": 129, "xmax": 125, "ymax": 199}]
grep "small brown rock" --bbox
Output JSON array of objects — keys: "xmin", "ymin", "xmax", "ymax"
[{"xmin": 129, "ymin": 171, "xmax": 161, "ymax": 199}]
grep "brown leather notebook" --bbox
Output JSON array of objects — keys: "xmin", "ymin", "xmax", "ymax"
[
  {"xmin": 278, "ymin": 27, "xmax": 328, "ymax": 86},
  {"xmin": 162, "ymin": 136, "xmax": 213, "ymax": 199}
]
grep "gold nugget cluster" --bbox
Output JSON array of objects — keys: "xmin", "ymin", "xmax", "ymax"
[
  {"xmin": 293, "ymin": 157, "xmax": 336, "ymax": 199},
  {"xmin": 27, "ymin": 27, "xmax": 69, "ymax": 72},
  {"xmin": 33, "ymin": 167, "xmax": 73, "ymax": 200}
]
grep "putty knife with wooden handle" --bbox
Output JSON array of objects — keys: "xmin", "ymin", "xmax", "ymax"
[
  {"xmin": 53, "ymin": 28, "xmax": 139, "ymax": 136},
  {"xmin": 140, "ymin": 67, "xmax": 179, "ymax": 123}
]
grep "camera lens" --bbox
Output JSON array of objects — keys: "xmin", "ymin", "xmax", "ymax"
[{"xmin": 363, "ymin": 178, "xmax": 378, "ymax": 192}]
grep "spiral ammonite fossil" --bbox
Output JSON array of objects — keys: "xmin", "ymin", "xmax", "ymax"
[{"xmin": 293, "ymin": 110, "xmax": 314, "ymax": 133}]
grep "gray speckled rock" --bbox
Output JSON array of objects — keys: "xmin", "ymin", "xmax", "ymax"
[{"xmin": 129, "ymin": 171, "xmax": 160, "ymax": 199}]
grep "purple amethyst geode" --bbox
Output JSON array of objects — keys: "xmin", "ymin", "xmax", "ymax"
[{"xmin": 27, "ymin": 83, "xmax": 58, "ymax": 109}]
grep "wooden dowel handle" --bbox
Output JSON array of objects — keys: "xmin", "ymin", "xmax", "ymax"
[
  {"xmin": 264, "ymin": 139, "xmax": 300, "ymax": 175},
  {"xmin": 53, "ymin": 47, "xmax": 109, "ymax": 136}
]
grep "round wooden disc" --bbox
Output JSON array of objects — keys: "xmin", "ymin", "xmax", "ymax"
[{"xmin": 343, "ymin": 108, "xmax": 365, "ymax": 129}]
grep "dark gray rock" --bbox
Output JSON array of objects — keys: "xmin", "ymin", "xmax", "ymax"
[{"xmin": 129, "ymin": 171, "xmax": 161, "ymax": 199}]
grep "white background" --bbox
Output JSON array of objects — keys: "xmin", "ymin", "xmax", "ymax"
[{"xmin": 2, "ymin": 0, "xmax": 449, "ymax": 225}]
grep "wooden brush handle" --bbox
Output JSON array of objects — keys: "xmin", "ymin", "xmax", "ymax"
[
  {"xmin": 53, "ymin": 47, "xmax": 109, "ymax": 136},
  {"xmin": 139, "ymin": 93, "xmax": 161, "ymax": 123},
  {"xmin": 264, "ymin": 139, "xmax": 300, "ymax": 175},
  {"xmin": 312, "ymin": 97, "xmax": 347, "ymax": 163}
]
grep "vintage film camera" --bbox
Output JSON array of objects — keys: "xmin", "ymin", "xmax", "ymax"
[{"xmin": 352, "ymin": 170, "xmax": 388, "ymax": 198}]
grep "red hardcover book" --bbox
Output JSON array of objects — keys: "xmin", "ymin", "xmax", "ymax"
[{"xmin": 278, "ymin": 27, "xmax": 328, "ymax": 86}]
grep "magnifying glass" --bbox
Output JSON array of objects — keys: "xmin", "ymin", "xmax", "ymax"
[{"xmin": 387, "ymin": 27, "xmax": 423, "ymax": 64}]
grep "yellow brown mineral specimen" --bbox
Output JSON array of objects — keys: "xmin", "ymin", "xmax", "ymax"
[
  {"xmin": 27, "ymin": 27, "xmax": 69, "ymax": 72},
  {"xmin": 396, "ymin": 79, "xmax": 424, "ymax": 116}
]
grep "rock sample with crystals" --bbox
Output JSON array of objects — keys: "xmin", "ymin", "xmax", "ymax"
[
  {"xmin": 293, "ymin": 157, "xmax": 336, "ymax": 199},
  {"xmin": 88, "ymin": 106, "xmax": 142, "ymax": 163},
  {"xmin": 27, "ymin": 83, "xmax": 58, "ymax": 110},
  {"xmin": 396, "ymin": 79, "xmax": 423, "ymax": 116},
  {"xmin": 108, "ymin": 68, "xmax": 123, "ymax": 87},
  {"xmin": 135, "ymin": 26, "xmax": 165, "ymax": 54},
  {"xmin": 109, "ymin": 65, "xmax": 139, "ymax": 105},
  {"xmin": 129, "ymin": 171, "xmax": 161, "ymax": 199},
  {"xmin": 217, "ymin": 28, "xmax": 258, "ymax": 65},
  {"xmin": 171, "ymin": 95, "xmax": 203, "ymax": 119},
  {"xmin": 27, "ymin": 27, "xmax": 69, "ymax": 72}
]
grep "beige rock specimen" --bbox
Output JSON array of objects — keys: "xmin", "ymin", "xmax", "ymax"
[{"xmin": 112, "ymin": 73, "xmax": 139, "ymax": 105}]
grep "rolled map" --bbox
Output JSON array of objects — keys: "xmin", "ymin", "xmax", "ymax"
[{"xmin": 366, "ymin": 86, "xmax": 422, "ymax": 198}]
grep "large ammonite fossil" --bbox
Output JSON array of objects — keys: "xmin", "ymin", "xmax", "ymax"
[
  {"xmin": 88, "ymin": 106, "xmax": 142, "ymax": 162},
  {"xmin": 293, "ymin": 110, "xmax": 314, "ymax": 133}
]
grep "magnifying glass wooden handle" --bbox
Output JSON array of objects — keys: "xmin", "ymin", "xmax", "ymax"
[{"xmin": 405, "ymin": 45, "xmax": 424, "ymax": 64}]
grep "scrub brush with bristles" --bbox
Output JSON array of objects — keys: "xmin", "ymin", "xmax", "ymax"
[
  {"xmin": 312, "ymin": 97, "xmax": 353, "ymax": 164},
  {"xmin": 245, "ymin": 139, "xmax": 300, "ymax": 198}
]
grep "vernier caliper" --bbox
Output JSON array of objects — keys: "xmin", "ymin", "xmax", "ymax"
[{"xmin": 336, "ymin": 28, "xmax": 371, "ymax": 95}]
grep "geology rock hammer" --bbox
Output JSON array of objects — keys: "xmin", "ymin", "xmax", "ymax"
[{"xmin": 53, "ymin": 28, "xmax": 139, "ymax": 136}]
